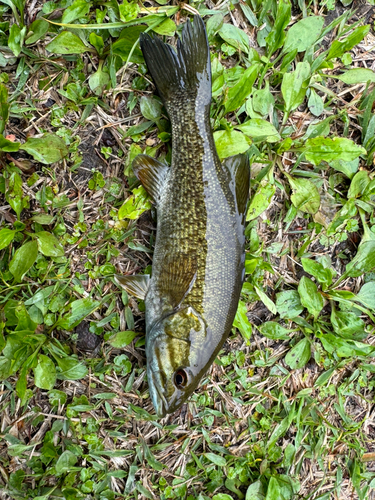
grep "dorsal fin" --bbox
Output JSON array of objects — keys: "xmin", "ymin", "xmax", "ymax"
[
  {"xmin": 132, "ymin": 154, "xmax": 169, "ymax": 204},
  {"xmin": 223, "ymin": 154, "xmax": 250, "ymax": 220},
  {"xmin": 115, "ymin": 274, "xmax": 150, "ymax": 300}
]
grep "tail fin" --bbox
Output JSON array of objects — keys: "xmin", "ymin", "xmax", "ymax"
[{"xmin": 139, "ymin": 16, "xmax": 211, "ymax": 107}]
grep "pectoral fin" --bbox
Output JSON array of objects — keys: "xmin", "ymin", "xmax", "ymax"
[
  {"xmin": 160, "ymin": 253, "xmax": 197, "ymax": 309},
  {"xmin": 223, "ymin": 154, "xmax": 250, "ymax": 218},
  {"xmin": 115, "ymin": 274, "xmax": 150, "ymax": 300},
  {"xmin": 132, "ymin": 154, "xmax": 169, "ymax": 204}
]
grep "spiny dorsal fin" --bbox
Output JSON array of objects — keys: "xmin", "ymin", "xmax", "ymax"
[
  {"xmin": 132, "ymin": 154, "xmax": 169, "ymax": 204},
  {"xmin": 115, "ymin": 274, "xmax": 150, "ymax": 300},
  {"xmin": 223, "ymin": 154, "xmax": 250, "ymax": 220}
]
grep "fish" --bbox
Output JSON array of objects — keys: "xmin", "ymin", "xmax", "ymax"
[{"xmin": 116, "ymin": 15, "xmax": 250, "ymax": 417}]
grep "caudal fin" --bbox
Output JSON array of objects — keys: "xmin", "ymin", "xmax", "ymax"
[{"xmin": 139, "ymin": 16, "xmax": 211, "ymax": 107}]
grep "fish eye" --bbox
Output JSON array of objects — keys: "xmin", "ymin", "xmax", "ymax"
[{"xmin": 174, "ymin": 369, "xmax": 188, "ymax": 388}]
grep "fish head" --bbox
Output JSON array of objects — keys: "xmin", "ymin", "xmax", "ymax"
[{"xmin": 146, "ymin": 306, "xmax": 206, "ymax": 417}]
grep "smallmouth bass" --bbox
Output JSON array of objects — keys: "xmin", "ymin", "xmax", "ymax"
[{"xmin": 116, "ymin": 16, "xmax": 250, "ymax": 417}]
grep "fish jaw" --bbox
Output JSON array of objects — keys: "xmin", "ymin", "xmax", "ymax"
[
  {"xmin": 147, "ymin": 365, "xmax": 169, "ymax": 418},
  {"xmin": 147, "ymin": 363, "xmax": 186, "ymax": 418}
]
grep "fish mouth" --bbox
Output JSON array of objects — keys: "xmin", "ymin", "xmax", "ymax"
[
  {"xmin": 148, "ymin": 369, "xmax": 186, "ymax": 418},
  {"xmin": 149, "ymin": 370, "xmax": 169, "ymax": 418}
]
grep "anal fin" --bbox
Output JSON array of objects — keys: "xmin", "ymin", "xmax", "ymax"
[
  {"xmin": 115, "ymin": 274, "xmax": 150, "ymax": 300},
  {"xmin": 223, "ymin": 154, "xmax": 250, "ymax": 219},
  {"xmin": 132, "ymin": 154, "xmax": 169, "ymax": 204}
]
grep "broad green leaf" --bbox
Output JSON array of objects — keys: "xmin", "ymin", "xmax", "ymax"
[
  {"xmin": 46, "ymin": 31, "xmax": 89, "ymax": 54},
  {"xmin": 112, "ymin": 26, "xmax": 146, "ymax": 64},
  {"xmin": 224, "ymin": 64, "xmax": 260, "ymax": 113},
  {"xmin": 119, "ymin": 0, "xmax": 139, "ymax": 22},
  {"xmin": 246, "ymin": 182, "xmax": 275, "ymax": 221},
  {"xmin": 287, "ymin": 176, "xmax": 320, "ymax": 214},
  {"xmin": 246, "ymin": 481, "xmax": 265, "ymax": 500},
  {"xmin": 9, "ymin": 240, "xmax": 38, "ymax": 282},
  {"xmin": 285, "ymin": 338, "xmax": 311, "ymax": 369},
  {"xmin": 265, "ymin": 0, "xmax": 291, "ymax": 56},
  {"xmin": 363, "ymin": 113, "xmax": 375, "ymax": 150},
  {"xmin": 315, "ymin": 367, "xmax": 335, "ymax": 386},
  {"xmin": 329, "ymin": 158, "xmax": 358, "ymax": 179},
  {"xmin": 89, "ymin": 66, "xmax": 109, "ymax": 95},
  {"xmin": 213, "ymin": 495, "xmax": 233, "ymax": 500},
  {"xmin": 234, "ymin": 300, "xmax": 252, "ymax": 341},
  {"xmin": 298, "ymin": 276, "xmax": 324, "ymax": 318},
  {"xmin": 205, "ymin": 453, "xmax": 226, "ymax": 466},
  {"xmin": 334, "ymin": 68, "xmax": 375, "ymax": 84},
  {"xmin": 33, "ymin": 354, "xmax": 56, "ymax": 390},
  {"xmin": 258, "ymin": 322, "xmax": 291, "ymax": 340},
  {"xmin": 266, "ymin": 478, "xmax": 281, "ymax": 500},
  {"xmin": 356, "ymin": 281, "xmax": 375, "ymax": 310},
  {"xmin": 236, "ymin": 119, "xmax": 280, "ymax": 143},
  {"xmin": 140, "ymin": 96, "xmax": 162, "ymax": 121},
  {"xmin": 140, "ymin": 437, "xmax": 164, "ymax": 470},
  {"xmin": 16, "ymin": 366, "xmax": 27, "ymax": 401},
  {"xmin": 267, "ymin": 413, "xmax": 294, "ymax": 450},
  {"xmin": 327, "ymin": 25, "xmax": 370, "ymax": 60},
  {"xmin": 0, "ymin": 357, "xmax": 12, "ymax": 380},
  {"xmin": 9, "ymin": 24, "xmax": 25, "ymax": 57},
  {"xmin": 24, "ymin": 285, "xmax": 55, "ymax": 306},
  {"xmin": 20, "ymin": 133, "xmax": 68, "ymax": 164},
  {"xmin": 152, "ymin": 18, "xmax": 176, "ymax": 36},
  {"xmin": 283, "ymin": 16, "xmax": 324, "ymax": 53},
  {"xmin": 254, "ymin": 286, "xmax": 277, "ymax": 314},
  {"xmin": 218, "ymin": 24, "xmax": 249, "ymax": 54},
  {"xmin": 61, "ymin": 0, "xmax": 90, "ymax": 24},
  {"xmin": 331, "ymin": 309, "xmax": 365, "ymax": 340},
  {"xmin": 118, "ymin": 186, "xmax": 152, "ymax": 220},
  {"xmin": 0, "ymin": 228, "xmax": 15, "ymax": 250},
  {"xmin": 58, "ymin": 298, "xmax": 100, "ymax": 330},
  {"xmin": 55, "ymin": 450, "xmax": 78, "ymax": 474},
  {"xmin": 301, "ymin": 258, "xmax": 334, "ymax": 288},
  {"xmin": 304, "ymin": 137, "xmax": 365, "ymax": 165},
  {"xmin": 252, "ymin": 83, "xmax": 274, "ymax": 116},
  {"xmin": 0, "ymin": 83, "xmax": 9, "ymax": 135},
  {"xmin": 109, "ymin": 331, "xmax": 139, "ymax": 348},
  {"xmin": 89, "ymin": 32, "xmax": 104, "ymax": 55},
  {"xmin": 326, "ymin": 198, "xmax": 357, "ymax": 236},
  {"xmin": 320, "ymin": 334, "xmax": 375, "ymax": 358},
  {"xmin": 305, "ymin": 116, "xmax": 335, "ymax": 139},
  {"xmin": 214, "ymin": 130, "xmax": 251, "ymax": 159},
  {"xmin": 0, "ymin": 134, "xmax": 20, "ymax": 152},
  {"xmin": 281, "ymin": 62, "xmax": 310, "ymax": 114},
  {"xmin": 25, "ymin": 19, "xmax": 49, "ymax": 45},
  {"xmin": 245, "ymin": 259, "xmax": 258, "ymax": 274},
  {"xmin": 347, "ymin": 170, "xmax": 370, "ymax": 198},
  {"xmin": 56, "ymin": 356, "xmax": 88, "ymax": 380},
  {"xmin": 206, "ymin": 13, "xmax": 224, "ymax": 40},
  {"xmin": 308, "ymin": 89, "xmax": 324, "ymax": 117},
  {"xmin": 31, "ymin": 214, "xmax": 55, "ymax": 225},
  {"xmin": 35, "ymin": 231, "xmax": 64, "ymax": 257},
  {"xmin": 276, "ymin": 290, "xmax": 303, "ymax": 319},
  {"xmin": 345, "ymin": 239, "xmax": 375, "ymax": 278},
  {"xmin": 240, "ymin": 3, "xmax": 258, "ymax": 27}
]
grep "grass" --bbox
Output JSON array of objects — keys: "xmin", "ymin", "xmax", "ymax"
[{"xmin": 0, "ymin": 0, "xmax": 375, "ymax": 498}]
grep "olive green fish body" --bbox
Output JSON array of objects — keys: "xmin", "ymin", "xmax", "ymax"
[{"xmin": 123, "ymin": 16, "xmax": 250, "ymax": 416}]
